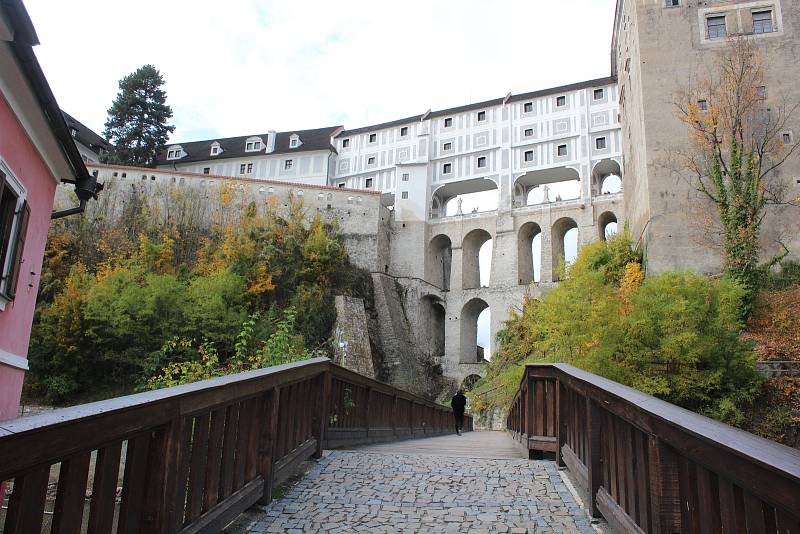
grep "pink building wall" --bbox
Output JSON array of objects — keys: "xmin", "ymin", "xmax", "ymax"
[{"xmin": 0, "ymin": 91, "xmax": 57, "ymax": 421}]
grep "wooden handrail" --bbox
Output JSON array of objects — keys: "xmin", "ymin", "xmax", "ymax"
[
  {"xmin": 507, "ymin": 363, "xmax": 800, "ymax": 534},
  {"xmin": 0, "ymin": 358, "xmax": 471, "ymax": 534}
]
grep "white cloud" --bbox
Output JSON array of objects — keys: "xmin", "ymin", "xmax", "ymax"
[{"xmin": 25, "ymin": 0, "xmax": 617, "ymax": 141}]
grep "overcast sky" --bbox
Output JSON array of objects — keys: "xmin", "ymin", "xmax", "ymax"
[{"xmin": 26, "ymin": 0, "xmax": 617, "ymax": 143}]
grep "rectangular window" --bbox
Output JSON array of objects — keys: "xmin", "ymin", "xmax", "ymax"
[
  {"xmin": 477, "ymin": 156, "xmax": 487, "ymax": 168},
  {"xmin": 596, "ymin": 137, "xmax": 607, "ymax": 150},
  {"xmin": 167, "ymin": 150, "xmax": 175, "ymax": 158},
  {"xmin": 365, "ymin": 178, "xmax": 373, "ymax": 188},
  {"xmin": 556, "ymin": 95, "xmax": 566, "ymax": 107},
  {"xmin": 0, "ymin": 168, "xmax": 28, "ymax": 300},
  {"xmin": 593, "ymin": 88, "xmax": 605, "ymax": 100},
  {"xmin": 524, "ymin": 128, "xmax": 534, "ymax": 137},
  {"xmin": 246, "ymin": 163, "xmax": 253, "ymax": 174},
  {"xmin": 477, "ymin": 111, "xmax": 486, "ymax": 121},
  {"xmin": 284, "ymin": 160, "xmax": 293, "ymax": 170},
  {"xmin": 665, "ymin": 0, "xmax": 679, "ymax": 7},
  {"xmin": 557, "ymin": 144, "xmax": 568, "ymax": 157},
  {"xmin": 698, "ymin": 99, "xmax": 709, "ymax": 111},
  {"xmin": 239, "ymin": 164, "xmax": 246, "ymax": 174},
  {"xmin": 752, "ymin": 10, "xmax": 773, "ymax": 34},
  {"xmin": 369, "ymin": 133, "xmax": 377, "ymax": 143},
  {"xmin": 290, "ymin": 139, "xmax": 298, "ymax": 147},
  {"xmin": 338, "ymin": 183, "xmax": 345, "ymax": 188},
  {"xmin": 443, "ymin": 142, "xmax": 452, "ymax": 151},
  {"xmin": 443, "ymin": 163, "xmax": 452, "ymax": 174},
  {"xmin": 402, "ymin": 173, "xmax": 409, "ymax": 181},
  {"xmin": 246, "ymin": 142, "xmax": 254, "ymax": 151},
  {"xmin": 211, "ymin": 146, "xmax": 219, "ymax": 155},
  {"xmin": 401, "ymin": 191, "xmax": 409, "ymax": 199},
  {"xmin": 254, "ymin": 141, "xmax": 262, "ymax": 150},
  {"xmin": 444, "ymin": 118, "xmax": 453, "ymax": 127},
  {"xmin": 706, "ymin": 15, "xmax": 727, "ymax": 39},
  {"xmin": 524, "ymin": 150, "xmax": 534, "ymax": 162},
  {"xmin": 783, "ymin": 132, "xmax": 793, "ymax": 144},
  {"xmin": 524, "ymin": 102, "xmax": 533, "ymax": 113},
  {"xmin": 342, "ymin": 139, "xmax": 350, "ymax": 148},
  {"xmin": 368, "ymin": 156, "xmax": 376, "ymax": 164},
  {"xmin": 400, "ymin": 126, "xmax": 408, "ymax": 136},
  {"xmin": 757, "ymin": 85, "xmax": 767, "ymax": 99},
  {"xmin": 203, "ymin": 167, "xmax": 210, "ymax": 174}
]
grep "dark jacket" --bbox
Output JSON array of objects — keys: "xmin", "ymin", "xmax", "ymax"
[{"xmin": 451, "ymin": 393, "xmax": 467, "ymax": 415}]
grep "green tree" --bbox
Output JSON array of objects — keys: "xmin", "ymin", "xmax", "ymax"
[{"xmin": 103, "ymin": 64, "xmax": 175, "ymax": 166}]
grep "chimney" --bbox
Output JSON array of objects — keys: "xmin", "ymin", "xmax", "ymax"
[{"xmin": 266, "ymin": 130, "xmax": 277, "ymax": 153}]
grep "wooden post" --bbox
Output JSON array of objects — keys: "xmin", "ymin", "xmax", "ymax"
[
  {"xmin": 649, "ymin": 435, "xmax": 681, "ymax": 533},
  {"xmin": 258, "ymin": 387, "xmax": 280, "ymax": 505},
  {"xmin": 364, "ymin": 387, "xmax": 373, "ymax": 439},
  {"xmin": 313, "ymin": 372, "xmax": 331, "ymax": 458},
  {"xmin": 392, "ymin": 394, "xmax": 398, "ymax": 438},
  {"xmin": 556, "ymin": 380, "xmax": 567, "ymax": 468},
  {"xmin": 586, "ymin": 397, "xmax": 603, "ymax": 518}
]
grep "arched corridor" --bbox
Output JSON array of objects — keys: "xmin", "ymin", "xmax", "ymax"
[
  {"xmin": 460, "ymin": 298, "xmax": 490, "ymax": 363},
  {"xmin": 517, "ymin": 222, "xmax": 542, "ymax": 285},
  {"xmin": 551, "ymin": 217, "xmax": 578, "ymax": 281},
  {"xmin": 462, "ymin": 229, "xmax": 492, "ymax": 289},
  {"xmin": 427, "ymin": 234, "xmax": 452, "ymax": 290},
  {"xmin": 598, "ymin": 211, "xmax": 618, "ymax": 241},
  {"xmin": 514, "ymin": 167, "xmax": 581, "ymax": 207},
  {"xmin": 592, "ymin": 159, "xmax": 622, "ymax": 196}
]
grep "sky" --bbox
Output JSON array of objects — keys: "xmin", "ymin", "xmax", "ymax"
[
  {"xmin": 26, "ymin": 0, "xmax": 618, "ymax": 142},
  {"xmin": 25, "ymin": 0, "xmax": 618, "ymax": 362}
]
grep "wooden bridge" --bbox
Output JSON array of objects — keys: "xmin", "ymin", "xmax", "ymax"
[{"xmin": 0, "ymin": 358, "xmax": 798, "ymax": 533}]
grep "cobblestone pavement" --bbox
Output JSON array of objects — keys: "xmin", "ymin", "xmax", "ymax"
[{"xmin": 247, "ymin": 450, "xmax": 594, "ymax": 533}]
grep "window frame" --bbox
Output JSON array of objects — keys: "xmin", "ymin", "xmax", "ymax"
[
  {"xmin": 369, "ymin": 133, "xmax": 377, "ymax": 143},
  {"xmin": 477, "ymin": 156, "xmax": 487, "ymax": 168},
  {"xmin": 556, "ymin": 95, "xmax": 567, "ymax": 108},
  {"xmin": 402, "ymin": 173, "xmax": 409, "ymax": 182},
  {"xmin": 752, "ymin": 10, "xmax": 773, "ymax": 34},
  {"xmin": 444, "ymin": 117, "xmax": 453, "ymax": 128},
  {"xmin": 523, "ymin": 102, "xmax": 533, "ymax": 113},
  {"xmin": 203, "ymin": 167, "xmax": 211, "ymax": 175},
  {"xmin": 557, "ymin": 144, "xmax": 568, "ymax": 157},
  {"xmin": 0, "ymin": 159, "xmax": 28, "ymax": 304},
  {"xmin": 365, "ymin": 178, "xmax": 374, "ymax": 188},
  {"xmin": 665, "ymin": 0, "xmax": 680, "ymax": 7},
  {"xmin": 342, "ymin": 138, "xmax": 350, "ymax": 148},
  {"xmin": 368, "ymin": 156, "xmax": 376, "ymax": 165},
  {"xmin": 596, "ymin": 137, "xmax": 607, "ymax": 150},
  {"xmin": 210, "ymin": 144, "xmax": 220, "ymax": 156},
  {"xmin": 284, "ymin": 159, "xmax": 293, "ymax": 170},
  {"xmin": 706, "ymin": 15, "xmax": 727, "ymax": 39},
  {"xmin": 442, "ymin": 163, "xmax": 452, "ymax": 174},
  {"xmin": 401, "ymin": 191, "xmax": 409, "ymax": 199},
  {"xmin": 698, "ymin": 99, "xmax": 709, "ymax": 111},
  {"xmin": 443, "ymin": 142, "xmax": 452, "ymax": 151},
  {"xmin": 524, "ymin": 128, "xmax": 534, "ymax": 137},
  {"xmin": 524, "ymin": 150, "xmax": 534, "ymax": 163},
  {"xmin": 593, "ymin": 88, "xmax": 605, "ymax": 100},
  {"xmin": 477, "ymin": 111, "xmax": 486, "ymax": 122}
]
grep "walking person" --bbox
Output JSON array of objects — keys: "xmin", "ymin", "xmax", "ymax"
[{"xmin": 451, "ymin": 389, "xmax": 467, "ymax": 435}]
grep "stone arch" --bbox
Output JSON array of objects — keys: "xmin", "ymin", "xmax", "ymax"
[
  {"xmin": 461, "ymin": 374, "xmax": 482, "ymax": 392},
  {"xmin": 419, "ymin": 295, "xmax": 446, "ymax": 359},
  {"xmin": 592, "ymin": 159, "xmax": 622, "ymax": 196},
  {"xmin": 598, "ymin": 211, "xmax": 618, "ymax": 241},
  {"xmin": 462, "ymin": 228, "xmax": 492, "ymax": 289},
  {"xmin": 518, "ymin": 221, "xmax": 542, "ymax": 285},
  {"xmin": 431, "ymin": 177, "xmax": 499, "ymax": 218},
  {"xmin": 427, "ymin": 234, "xmax": 452, "ymax": 290},
  {"xmin": 460, "ymin": 298, "xmax": 489, "ymax": 363},
  {"xmin": 514, "ymin": 167, "xmax": 580, "ymax": 206},
  {"xmin": 551, "ymin": 217, "xmax": 578, "ymax": 281}
]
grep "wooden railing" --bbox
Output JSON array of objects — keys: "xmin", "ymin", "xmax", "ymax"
[
  {"xmin": 508, "ymin": 363, "xmax": 800, "ymax": 534},
  {"xmin": 0, "ymin": 358, "xmax": 470, "ymax": 534}
]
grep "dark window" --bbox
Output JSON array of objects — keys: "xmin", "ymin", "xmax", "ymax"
[
  {"xmin": 338, "ymin": 183, "xmax": 345, "ymax": 188},
  {"xmin": 368, "ymin": 157, "xmax": 376, "ymax": 164},
  {"xmin": 557, "ymin": 144, "xmax": 568, "ymax": 157},
  {"xmin": 752, "ymin": 10, "xmax": 773, "ymax": 33},
  {"xmin": 596, "ymin": 137, "xmax": 607, "ymax": 150},
  {"xmin": 524, "ymin": 102, "xmax": 533, "ymax": 113},
  {"xmin": 665, "ymin": 0, "xmax": 679, "ymax": 7},
  {"xmin": 401, "ymin": 191, "xmax": 409, "ymax": 199},
  {"xmin": 524, "ymin": 150, "xmax": 534, "ymax": 162},
  {"xmin": 342, "ymin": 139, "xmax": 350, "ymax": 148},
  {"xmin": 121, "ymin": 172, "xmax": 126, "ymax": 178},
  {"xmin": 477, "ymin": 156, "xmax": 487, "ymax": 168},
  {"xmin": 443, "ymin": 142, "xmax": 452, "ymax": 151},
  {"xmin": 203, "ymin": 167, "xmax": 210, "ymax": 174},
  {"xmin": 444, "ymin": 118, "xmax": 453, "ymax": 127},
  {"xmin": 593, "ymin": 88, "xmax": 604, "ymax": 100},
  {"xmin": 757, "ymin": 85, "xmax": 767, "ymax": 99},
  {"xmin": 246, "ymin": 163, "xmax": 253, "ymax": 173},
  {"xmin": 443, "ymin": 163, "xmax": 452, "ymax": 174},
  {"xmin": 400, "ymin": 126, "xmax": 408, "ymax": 136},
  {"xmin": 402, "ymin": 173, "xmax": 409, "ymax": 181},
  {"xmin": 556, "ymin": 95, "xmax": 566, "ymax": 107},
  {"xmin": 369, "ymin": 133, "xmax": 377, "ymax": 143},
  {"xmin": 240, "ymin": 164, "xmax": 246, "ymax": 174},
  {"xmin": 0, "ymin": 171, "xmax": 28, "ymax": 300},
  {"xmin": 698, "ymin": 99, "xmax": 709, "ymax": 111},
  {"xmin": 284, "ymin": 160, "xmax": 293, "ymax": 170},
  {"xmin": 477, "ymin": 111, "xmax": 486, "ymax": 121},
  {"xmin": 707, "ymin": 15, "xmax": 727, "ymax": 39},
  {"xmin": 365, "ymin": 178, "xmax": 373, "ymax": 188},
  {"xmin": 524, "ymin": 128, "xmax": 534, "ymax": 137},
  {"xmin": 783, "ymin": 132, "xmax": 792, "ymax": 144}
]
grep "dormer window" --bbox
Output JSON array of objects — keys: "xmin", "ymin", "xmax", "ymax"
[
  {"xmin": 166, "ymin": 146, "xmax": 183, "ymax": 160},
  {"xmin": 210, "ymin": 142, "xmax": 221, "ymax": 156},
  {"xmin": 245, "ymin": 137, "xmax": 264, "ymax": 152},
  {"xmin": 289, "ymin": 134, "xmax": 302, "ymax": 148}
]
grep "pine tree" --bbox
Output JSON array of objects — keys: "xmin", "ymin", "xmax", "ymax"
[{"xmin": 103, "ymin": 65, "xmax": 175, "ymax": 167}]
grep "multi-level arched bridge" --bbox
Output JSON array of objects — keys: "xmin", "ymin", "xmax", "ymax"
[{"xmin": 0, "ymin": 359, "xmax": 798, "ymax": 533}]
